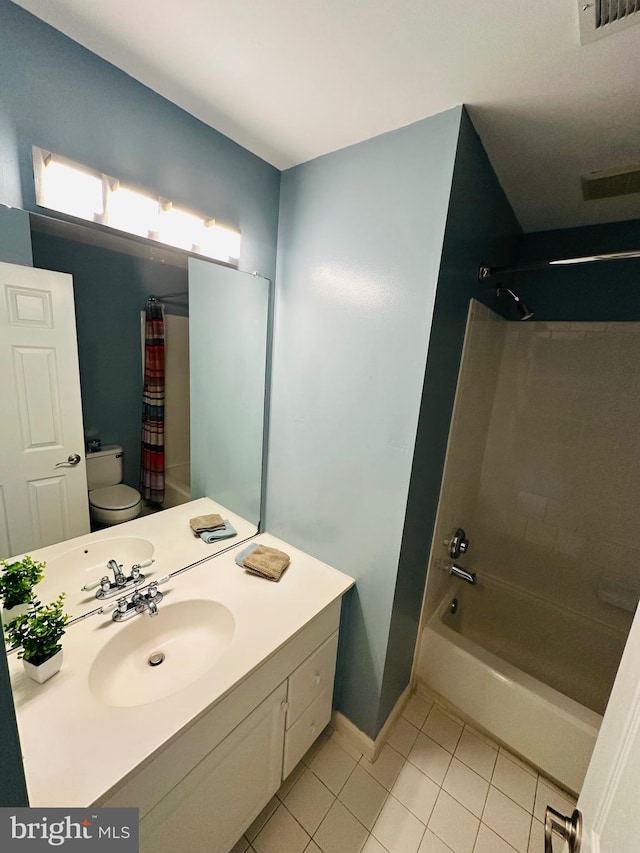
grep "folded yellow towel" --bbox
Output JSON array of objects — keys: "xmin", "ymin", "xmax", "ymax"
[
  {"xmin": 189, "ymin": 513, "xmax": 225, "ymax": 534},
  {"xmin": 243, "ymin": 545, "xmax": 290, "ymax": 582}
]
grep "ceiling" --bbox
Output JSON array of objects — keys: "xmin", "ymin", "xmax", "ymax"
[{"xmin": 11, "ymin": 0, "xmax": 640, "ymax": 233}]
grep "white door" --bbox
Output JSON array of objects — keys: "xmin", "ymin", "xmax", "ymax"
[
  {"xmin": 0, "ymin": 261, "xmax": 89, "ymax": 557},
  {"xmin": 545, "ymin": 600, "xmax": 640, "ymax": 852}
]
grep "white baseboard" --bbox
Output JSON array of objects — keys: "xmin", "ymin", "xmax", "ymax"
[{"xmin": 331, "ymin": 683, "xmax": 412, "ymax": 762}]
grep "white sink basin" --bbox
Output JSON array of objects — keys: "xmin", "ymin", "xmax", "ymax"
[{"xmin": 88, "ymin": 599, "xmax": 235, "ymax": 707}]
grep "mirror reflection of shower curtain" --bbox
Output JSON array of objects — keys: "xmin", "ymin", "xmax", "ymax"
[{"xmin": 140, "ymin": 299, "xmax": 165, "ymax": 504}]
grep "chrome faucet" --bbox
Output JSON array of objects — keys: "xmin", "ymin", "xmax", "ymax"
[
  {"xmin": 100, "ymin": 576, "xmax": 169, "ymax": 622},
  {"xmin": 450, "ymin": 564, "xmax": 476, "ymax": 585},
  {"xmin": 82, "ymin": 558, "xmax": 155, "ymax": 599},
  {"xmin": 107, "ymin": 559, "xmax": 126, "ymax": 587}
]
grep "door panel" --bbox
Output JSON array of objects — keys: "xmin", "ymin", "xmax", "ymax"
[
  {"xmin": 0, "ymin": 262, "xmax": 89, "ymax": 556},
  {"xmin": 548, "ymin": 592, "xmax": 640, "ymax": 851}
]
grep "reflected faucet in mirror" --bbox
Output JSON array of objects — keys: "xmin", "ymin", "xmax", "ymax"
[{"xmin": 81, "ymin": 557, "xmax": 155, "ymax": 600}]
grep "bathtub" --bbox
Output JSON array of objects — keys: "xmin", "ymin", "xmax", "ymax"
[
  {"xmin": 414, "ymin": 576, "xmax": 621, "ymax": 793},
  {"xmin": 163, "ymin": 462, "xmax": 191, "ymax": 508}
]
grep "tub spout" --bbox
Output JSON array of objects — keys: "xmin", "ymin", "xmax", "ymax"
[{"xmin": 450, "ymin": 564, "xmax": 476, "ymax": 585}]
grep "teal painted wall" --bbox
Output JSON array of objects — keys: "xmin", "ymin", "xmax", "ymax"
[
  {"xmin": 266, "ymin": 108, "xmax": 463, "ymax": 736},
  {"xmin": 0, "ymin": 0, "xmax": 280, "ymax": 806},
  {"xmin": 31, "ymin": 231, "xmax": 188, "ymax": 488},
  {"xmin": 378, "ymin": 109, "xmax": 521, "ymax": 727},
  {"xmin": 512, "ymin": 220, "xmax": 640, "ymax": 320},
  {"xmin": 0, "ymin": 206, "xmax": 32, "ymax": 265},
  {"xmin": 0, "ymin": 0, "xmax": 280, "ymax": 281}
]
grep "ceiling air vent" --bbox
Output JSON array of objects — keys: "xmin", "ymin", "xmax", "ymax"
[
  {"xmin": 578, "ymin": 1, "xmax": 640, "ymax": 44},
  {"xmin": 582, "ymin": 165, "xmax": 640, "ymax": 200}
]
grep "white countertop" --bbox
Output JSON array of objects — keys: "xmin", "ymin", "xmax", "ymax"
[
  {"xmin": 7, "ymin": 502, "xmax": 354, "ymax": 807},
  {"xmin": 27, "ymin": 497, "xmax": 259, "ymax": 618}
]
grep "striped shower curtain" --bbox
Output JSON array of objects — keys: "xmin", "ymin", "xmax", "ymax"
[{"xmin": 140, "ymin": 299, "xmax": 165, "ymax": 503}]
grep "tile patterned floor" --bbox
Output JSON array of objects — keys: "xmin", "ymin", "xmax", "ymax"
[{"xmin": 231, "ymin": 693, "xmax": 577, "ymax": 853}]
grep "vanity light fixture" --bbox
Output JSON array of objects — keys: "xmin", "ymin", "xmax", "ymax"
[{"xmin": 32, "ymin": 146, "xmax": 241, "ymax": 264}]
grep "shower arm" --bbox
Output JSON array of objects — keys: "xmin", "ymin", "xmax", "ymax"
[{"xmin": 479, "ymin": 249, "xmax": 640, "ymax": 280}]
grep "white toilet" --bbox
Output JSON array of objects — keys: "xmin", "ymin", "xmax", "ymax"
[{"xmin": 86, "ymin": 445, "xmax": 142, "ymax": 525}]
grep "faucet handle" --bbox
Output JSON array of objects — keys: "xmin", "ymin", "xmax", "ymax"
[
  {"xmin": 82, "ymin": 577, "xmax": 103, "ymax": 591},
  {"xmin": 444, "ymin": 528, "xmax": 469, "ymax": 559},
  {"xmin": 98, "ymin": 596, "xmax": 128, "ymax": 615},
  {"xmin": 132, "ymin": 558, "xmax": 155, "ymax": 571}
]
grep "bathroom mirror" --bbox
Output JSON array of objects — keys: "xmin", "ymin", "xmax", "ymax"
[{"xmin": 0, "ymin": 207, "xmax": 269, "ymax": 607}]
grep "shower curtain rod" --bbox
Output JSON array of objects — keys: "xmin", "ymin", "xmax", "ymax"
[{"xmin": 478, "ymin": 249, "xmax": 640, "ymax": 280}]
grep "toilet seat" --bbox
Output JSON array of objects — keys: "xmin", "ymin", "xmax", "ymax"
[
  {"xmin": 89, "ymin": 484, "xmax": 141, "ymax": 511},
  {"xmin": 89, "ymin": 484, "xmax": 142, "ymax": 525}
]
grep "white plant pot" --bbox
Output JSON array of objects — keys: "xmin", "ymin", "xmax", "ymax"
[
  {"xmin": 23, "ymin": 650, "xmax": 63, "ymax": 684},
  {"xmin": 1, "ymin": 600, "xmax": 30, "ymax": 625}
]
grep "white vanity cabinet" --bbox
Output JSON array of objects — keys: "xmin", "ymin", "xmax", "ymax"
[
  {"xmin": 101, "ymin": 599, "xmax": 342, "ymax": 853},
  {"xmin": 283, "ymin": 630, "xmax": 339, "ymax": 778}
]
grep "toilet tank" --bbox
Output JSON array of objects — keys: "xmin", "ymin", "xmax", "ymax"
[{"xmin": 86, "ymin": 445, "xmax": 124, "ymax": 490}]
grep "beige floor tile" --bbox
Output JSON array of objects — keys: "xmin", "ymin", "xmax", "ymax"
[
  {"xmin": 285, "ymin": 768, "xmax": 335, "ymax": 835},
  {"xmin": 418, "ymin": 829, "xmax": 455, "ymax": 852},
  {"xmin": 330, "ymin": 729, "xmax": 363, "ymax": 762},
  {"xmin": 408, "ymin": 732, "xmax": 453, "ymax": 786},
  {"xmin": 454, "ymin": 730, "xmax": 498, "ymax": 781},
  {"xmin": 359, "ymin": 744, "xmax": 404, "ymax": 790},
  {"xmin": 361, "ymin": 836, "xmax": 386, "ymax": 853},
  {"xmin": 392, "ymin": 760, "xmax": 440, "ymax": 825},
  {"xmin": 310, "ymin": 738, "xmax": 358, "ymax": 795},
  {"xmin": 428, "ymin": 790, "xmax": 479, "ymax": 853},
  {"xmin": 372, "ymin": 795, "xmax": 426, "ymax": 853},
  {"xmin": 422, "ymin": 707, "xmax": 464, "ymax": 754},
  {"xmin": 442, "ymin": 758, "xmax": 489, "ymax": 818},
  {"xmin": 491, "ymin": 753, "xmax": 537, "ymax": 813},
  {"xmin": 527, "ymin": 819, "xmax": 544, "ymax": 853},
  {"xmin": 315, "ymin": 800, "xmax": 369, "ymax": 853},
  {"xmin": 387, "ymin": 716, "xmax": 421, "ymax": 758},
  {"xmin": 402, "ymin": 693, "xmax": 434, "ymax": 729},
  {"xmin": 482, "ymin": 787, "xmax": 531, "ymax": 852},
  {"xmin": 473, "ymin": 824, "xmax": 517, "ymax": 853},
  {"xmin": 253, "ymin": 803, "xmax": 310, "ymax": 853},
  {"xmin": 339, "ymin": 764, "xmax": 389, "ymax": 830}
]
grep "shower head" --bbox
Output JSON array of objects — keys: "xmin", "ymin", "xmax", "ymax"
[{"xmin": 496, "ymin": 286, "xmax": 534, "ymax": 321}]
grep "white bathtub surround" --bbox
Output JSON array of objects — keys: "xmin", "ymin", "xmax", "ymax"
[
  {"xmin": 415, "ymin": 584, "xmax": 599, "ymax": 794},
  {"xmin": 8, "ymin": 507, "xmax": 354, "ymax": 826},
  {"xmin": 163, "ymin": 461, "xmax": 191, "ymax": 508},
  {"xmin": 413, "ymin": 304, "xmax": 637, "ymax": 793},
  {"xmin": 233, "ymin": 694, "xmax": 575, "ymax": 853}
]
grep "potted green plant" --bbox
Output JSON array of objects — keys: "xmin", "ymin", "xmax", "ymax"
[
  {"xmin": 0, "ymin": 555, "xmax": 45, "ymax": 623},
  {"xmin": 3, "ymin": 594, "xmax": 69, "ymax": 684}
]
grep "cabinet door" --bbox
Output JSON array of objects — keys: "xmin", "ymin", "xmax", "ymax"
[{"xmin": 140, "ymin": 682, "xmax": 287, "ymax": 853}]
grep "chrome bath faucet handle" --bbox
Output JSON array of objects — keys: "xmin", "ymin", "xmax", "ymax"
[{"xmin": 444, "ymin": 528, "xmax": 469, "ymax": 559}]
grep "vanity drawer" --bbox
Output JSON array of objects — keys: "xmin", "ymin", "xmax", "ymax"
[
  {"xmin": 287, "ymin": 630, "xmax": 338, "ymax": 727},
  {"xmin": 283, "ymin": 687, "xmax": 333, "ymax": 778}
]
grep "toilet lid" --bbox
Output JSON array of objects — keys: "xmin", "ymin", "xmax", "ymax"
[{"xmin": 90, "ymin": 484, "xmax": 141, "ymax": 511}]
